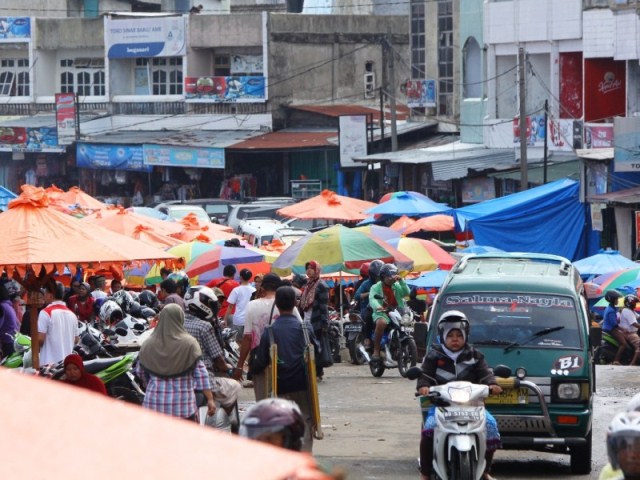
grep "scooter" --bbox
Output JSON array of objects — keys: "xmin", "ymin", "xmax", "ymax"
[
  {"xmin": 594, "ymin": 330, "xmax": 636, "ymax": 365},
  {"xmin": 344, "ymin": 309, "xmax": 367, "ymax": 365},
  {"xmin": 359, "ymin": 295, "xmax": 418, "ymax": 377},
  {"xmin": 406, "ymin": 365, "xmax": 516, "ymax": 480}
]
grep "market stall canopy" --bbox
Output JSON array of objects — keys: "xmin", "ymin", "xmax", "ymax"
[
  {"xmin": 353, "ymin": 224, "xmax": 401, "ymax": 242},
  {"xmin": 385, "ymin": 237, "xmax": 456, "ymax": 272},
  {"xmin": 0, "ymin": 185, "xmax": 17, "ymax": 211},
  {"xmin": 271, "ymin": 224, "xmax": 413, "ymax": 276},
  {"xmin": 365, "ymin": 191, "xmax": 452, "ymax": 217},
  {"xmin": 55, "ymin": 186, "xmax": 107, "ymax": 210},
  {"xmin": 131, "ymin": 225, "xmax": 184, "ymax": 249},
  {"xmin": 276, "ymin": 190, "xmax": 375, "ymax": 222},
  {"xmin": 0, "ymin": 370, "xmax": 327, "ymax": 480},
  {"xmin": 402, "ymin": 214, "xmax": 454, "ymax": 234},
  {"xmin": 572, "ymin": 248, "xmax": 637, "ymax": 280},
  {"xmin": 389, "ymin": 215, "xmax": 417, "ymax": 233},
  {"xmin": 175, "ymin": 213, "xmax": 239, "ymax": 242},
  {"xmin": 82, "ymin": 206, "xmax": 185, "ymax": 238}
]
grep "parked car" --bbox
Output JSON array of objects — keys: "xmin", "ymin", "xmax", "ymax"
[
  {"xmin": 150, "ymin": 199, "xmax": 239, "ymax": 224},
  {"xmin": 273, "ymin": 227, "xmax": 310, "ymax": 246},
  {"xmin": 239, "ymin": 219, "xmax": 287, "ymax": 247},
  {"xmin": 226, "ymin": 204, "xmax": 289, "ymax": 232},
  {"xmin": 155, "ymin": 204, "xmax": 212, "ymax": 224},
  {"xmin": 279, "ymin": 216, "xmax": 336, "ymax": 232}
]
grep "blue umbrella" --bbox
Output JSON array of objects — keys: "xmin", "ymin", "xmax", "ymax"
[
  {"xmin": 406, "ymin": 269, "xmax": 449, "ymax": 289},
  {"xmin": 365, "ymin": 191, "xmax": 452, "ymax": 217},
  {"xmin": 573, "ymin": 248, "xmax": 637, "ymax": 280},
  {"xmin": 461, "ymin": 245, "xmax": 505, "ymax": 254}
]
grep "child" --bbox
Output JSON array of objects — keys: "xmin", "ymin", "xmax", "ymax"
[{"xmin": 416, "ymin": 310, "xmax": 503, "ymax": 480}]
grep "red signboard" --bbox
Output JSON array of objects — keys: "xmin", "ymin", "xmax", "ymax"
[
  {"xmin": 584, "ymin": 59, "xmax": 626, "ymax": 122},
  {"xmin": 559, "ymin": 52, "xmax": 583, "ymax": 119},
  {"xmin": 55, "ymin": 92, "xmax": 76, "ymax": 145}
]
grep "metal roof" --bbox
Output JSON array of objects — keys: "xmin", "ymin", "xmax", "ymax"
[
  {"xmin": 489, "ymin": 159, "xmax": 580, "ymax": 183},
  {"xmin": 589, "ymin": 186, "xmax": 640, "ymax": 205},
  {"xmin": 0, "ymin": 113, "xmax": 103, "ymax": 128},
  {"xmin": 229, "ymin": 130, "xmax": 339, "ymax": 150},
  {"xmin": 576, "ymin": 148, "xmax": 613, "ymax": 161},
  {"xmin": 289, "ymin": 104, "xmax": 411, "ymax": 123},
  {"xmin": 83, "ymin": 129, "xmax": 265, "ymax": 148}
]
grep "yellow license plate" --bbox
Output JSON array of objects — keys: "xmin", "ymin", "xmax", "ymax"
[{"xmin": 485, "ymin": 387, "xmax": 529, "ymax": 405}]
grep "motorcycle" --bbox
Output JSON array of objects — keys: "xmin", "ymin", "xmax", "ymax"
[
  {"xmin": 344, "ymin": 309, "xmax": 367, "ymax": 365},
  {"xmin": 327, "ymin": 308, "xmax": 343, "ymax": 364},
  {"xmin": 360, "ymin": 295, "xmax": 418, "ymax": 377},
  {"xmin": 406, "ymin": 365, "xmax": 516, "ymax": 480},
  {"xmin": 0, "ymin": 333, "xmax": 32, "ymax": 369},
  {"xmin": 594, "ymin": 330, "xmax": 636, "ymax": 365}
]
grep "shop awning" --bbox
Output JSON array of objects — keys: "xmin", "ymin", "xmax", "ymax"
[
  {"xmin": 589, "ymin": 186, "xmax": 640, "ymax": 205},
  {"xmin": 576, "ymin": 148, "xmax": 614, "ymax": 161},
  {"xmin": 489, "ymin": 158, "xmax": 581, "ymax": 184},
  {"xmin": 229, "ymin": 130, "xmax": 339, "ymax": 150},
  {"xmin": 84, "ymin": 129, "xmax": 264, "ymax": 149}
]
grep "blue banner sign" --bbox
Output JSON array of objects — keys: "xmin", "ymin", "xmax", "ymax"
[
  {"xmin": 106, "ymin": 17, "xmax": 186, "ymax": 59},
  {"xmin": 0, "ymin": 17, "xmax": 31, "ymax": 41},
  {"xmin": 76, "ymin": 143, "xmax": 151, "ymax": 172},
  {"xmin": 143, "ymin": 144, "xmax": 225, "ymax": 169}
]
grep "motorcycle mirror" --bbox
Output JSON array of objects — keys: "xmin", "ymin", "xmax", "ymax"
[
  {"xmin": 115, "ymin": 327, "xmax": 128, "ymax": 336},
  {"xmin": 493, "ymin": 364, "xmax": 512, "ymax": 378},
  {"xmin": 406, "ymin": 366, "xmax": 423, "ymax": 380}
]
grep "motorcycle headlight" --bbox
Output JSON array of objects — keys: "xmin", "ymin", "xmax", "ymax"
[{"xmin": 448, "ymin": 385, "xmax": 472, "ymax": 403}]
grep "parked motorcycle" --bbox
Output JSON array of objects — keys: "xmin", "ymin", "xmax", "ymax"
[
  {"xmin": 327, "ymin": 308, "xmax": 343, "ymax": 363},
  {"xmin": 406, "ymin": 365, "xmax": 516, "ymax": 480},
  {"xmin": 344, "ymin": 310, "xmax": 367, "ymax": 365},
  {"xmin": 360, "ymin": 295, "xmax": 418, "ymax": 377},
  {"xmin": 594, "ymin": 330, "xmax": 636, "ymax": 365},
  {"xmin": 0, "ymin": 333, "xmax": 32, "ymax": 368}
]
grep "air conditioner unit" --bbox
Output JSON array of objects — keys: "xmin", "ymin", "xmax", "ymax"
[{"xmin": 364, "ymin": 72, "xmax": 376, "ymax": 99}]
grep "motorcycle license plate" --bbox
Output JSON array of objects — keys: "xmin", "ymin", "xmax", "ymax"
[
  {"xmin": 485, "ymin": 387, "xmax": 529, "ymax": 405},
  {"xmin": 343, "ymin": 323, "xmax": 363, "ymax": 333},
  {"xmin": 443, "ymin": 410, "xmax": 481, "ymax": 422}
]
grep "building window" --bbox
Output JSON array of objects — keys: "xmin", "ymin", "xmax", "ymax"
[
  {"xmin": 214, "ymin": 55, "xmax": 231, "ymax": 76},
  {"xmin": 136, "ymin": 57, "xmax": 183, "ymax": 95},
  {"xmin": 437, "ymin": 0, "xmax": 453, "ymax": 116},
  {"xmin": 0, "ymin": 58, "xmax": 30, "ymax": 96},
  {"xmin": 410, "ymin": 0, "xmax": 426, "ymax": 80},
  {"xmin": 60, "ymin": 58, "xmax": 105, "ymax": 96},
  {"xmin": 463, "ymin": 37, "xmax": 482, "ymax": 98}
]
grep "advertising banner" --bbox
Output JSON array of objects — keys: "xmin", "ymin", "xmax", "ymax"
[
  {"xmin": 584, "ymin": 58, "xmax": 626, "ymax": 122},
  {"xmin": 55, "ymin": 93, "xmax": 76, "ymax": 146},
  {"xmin": 613, "ymin": 117, "xmax": 640, "ymax": 172},
  {"xmin": 339, "ymin": 115, "xmax": 367, "ymax": 168},
  {"xmin": 231, "ymin": 55, "xmax": 263, "ymax": 74},
  {"xmin": 0, "ymin": 126, "xmax": 62, "ymax": 152},
  {"xmin": 512, "ymin": 116, "xmax": 573, "ymax": 151},
  {"xmin": 184, "ymin": 76, "xmax": 265, "ymax": 103},
  {"xmin": 143, "ymin": 144, "xmax": 224, "ymax": 169},
  {"xmin": 0, "ymin": 17, "xmax": 30, "ymax": 42},
  {"xmin": 405, "ymin": 80, "xmax": 436, "ymax": 108},
  {"xmin": 559, "ymin": 52, "xmax": 583, "ymax": 119},
  {"xmin": 76, "ymin": 143, "xmax": 151, "ymax": 171},
  {"xmin": 106, "ymin": 16, "xmax": 186, "ymax": 58},
  {"xmin": 584, "ymin": 123, "xmax": 613, "ymax": 149},
  {"xmin": 462, "ymin": 177, "xmax": 496, "ymax": 203}
]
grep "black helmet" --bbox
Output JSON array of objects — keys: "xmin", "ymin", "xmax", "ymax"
[
  {"xmin": 437, "ymin": 310, "xmax": 470, "ymax": 345},
  {"xmin": 184, "ymin": 286, "xmax": 219, "ymax": 321},
  {"xmin": 168, "ymin": 271, "xmax": 190, "ymax": 295},
  {"xmin": 139, "ymin": 290, "xmax": 159, "ymax": 310},
  {"xmin": 379, "ymin": 263, "xmax": 398, "ymax": 280},
  {"xmin": 239, "ymin": 398, "xmax": 305, "ymax": 451},
  {"xmin": 605, "ymin": 290, "xmax": 622, "ymax": 305},
  {"xmin": 624, "ymin": 294, "xmax": 639, "ymax": 309},
  {"xmin": 368, "ymin": 259, "xmax": 385, "ymax": 280}
]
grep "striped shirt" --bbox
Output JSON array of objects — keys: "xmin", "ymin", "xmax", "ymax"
[{"xmin": 135, "ymin": 359, "xmax": 210, "ymax": 418}]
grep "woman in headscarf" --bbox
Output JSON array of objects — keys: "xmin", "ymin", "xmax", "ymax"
[
  {"xmin": 63, "ymin": 354, "xmax": 108, "ymax": 395},
  {"xmin": 298, "ymin": 260, "xmax": 330, "ymax": 381},
  {"xmin": 135, "ymin": 304, "xmax": 216, "ymax": 421}
]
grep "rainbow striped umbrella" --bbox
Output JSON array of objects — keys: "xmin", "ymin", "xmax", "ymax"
[
  {"xmin": 353, "ymin": 225, "xmax": 401, "ymax": 242},
  {"xmin": 385, "ymin": 237, "xmax": 456, "ymax": 272},
  {"xmin": 584, "ymin": 266, "xmax": 640, "ymax": 299}
]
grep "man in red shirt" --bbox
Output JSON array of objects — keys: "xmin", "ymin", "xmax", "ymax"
[{"xmin": 206, "ymin": 265, "xmax": 238, "ymax": 320}]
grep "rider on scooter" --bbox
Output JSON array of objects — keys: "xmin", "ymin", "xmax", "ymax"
[
  {"xmin": 368, "ymin": 263, "xmax": 410, "ymax": 367},
  {"xmin": 416, "ymin": 311, "xmax": 503, "ymax": 480},
  {"xmin": 355, "ymin": 259, "xmax": 384, "ymax": 348}
]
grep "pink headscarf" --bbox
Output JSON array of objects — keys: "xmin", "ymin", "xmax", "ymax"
[{"xmin": 299, "ymin": 261, "xmax": 321, "ymax": 312}]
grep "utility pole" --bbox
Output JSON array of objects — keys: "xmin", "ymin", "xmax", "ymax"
[
  {"xmin": 543, "ymin": 99, "xmax": 548, "ymax": 184},
  {"xmin": 381, "ymin": 37, "xmax": 398, "ymax": 152},
  {"xmin": 518, "ymin": 47, "xmax": 528, "ymax": 191}
]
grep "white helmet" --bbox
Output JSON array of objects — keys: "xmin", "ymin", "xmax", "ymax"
[
  {"xmin": 184, "ymin": 286, "xmax": 218, "ymax": 321},
  {"xmin": 606, "ymin": 411, "xmax": 640, "ymax": 471},
  {"xmin": 111, "ymin": 289, "xmax": 133, "ymax": 313},
  {"xmin": 100, "ymin": 300, "xmax": 123, "ymax": 324}
]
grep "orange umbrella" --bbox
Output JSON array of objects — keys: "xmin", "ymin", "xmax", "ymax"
[
  {"xmin": 44, "ymin": 184, "xmax": 65, "ymax": 201},
  {"xmin": 389, "ymin": 215, "xmax": 417, "ymax": 233},
  {"xmin": 56, "ymin": 186, "xmax": 106, "ymax": 210},
  {"xmin": 82, "ymin": 206, "xmax": 185, "ymax": 237},
  {"xmin": 0, "ymin": 185, "xmax": 178, "ymax": 368},
  {"xmin": 175, "ymin": 213, "xmax": 240, "ymax": 242},
  {"xmin": 277, "ymin": 190, "xmax": 376, "ymax": 222},
  {"xmin": 132, "ymin": 225, "xmax": 184, "ymax": 249},
  {"xmin": 403, "ymin": 214, "xmax": 455, "ymax": 234},
  {"xmin": 0, "ymin": 369, "xmax": 330, "ymax": 480}
]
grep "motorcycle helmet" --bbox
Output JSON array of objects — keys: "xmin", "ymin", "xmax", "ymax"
[
  {"xmin": 606, "ymin": 411, "xmax": 640, "ymax": 471},
  {"xmin": 605, "ymin": 290, "xmax": 622, "ymax": 305},
  {"xmin": 624, "ymin": 294, "xmax": 639, "ymax": 309},
  {"xmin": 100, "ymin": 300, "xmax": 124, "ymax": 324},
  {"xmin": 184, "ymin": 286, "xmax": 218, "ymax": 321},
  {"xmin": 368, "ymin": 259, "xmax": 384, "ymax": 281},
  {"xmin": 239, "ymin": 398, "xmax": 305, "ymax": 451},
  {"xmin": 359, "ymin": 262, "xmax": 370, "ymax": 278},
  {"xmin": 437, "ymin": 310, "xmax": 470, "ymax": 345},
  {"xmin": 111, "ymin": 289, "xmax": 133, "ymax": 313},
  {"xmin": 128, "ymin": 300, "xmax": 142, "ymax": 318},
  {"xmin": 93, "ymin": 297, "xmax": 107, "ymax": 317},
  {"xmin": 168, "ymin": 271, "xmax": 190, "ymax": 295},
  {"xmin": 139, "ymin": 306, "xmax": 157, "ymax": 320},
  {"xmin": 379, "ymin": 263, "xmax": 398, "ymax": 280},
  {"xmin": 627, "ymin": 392, "xmax": 640, "ymax": 413},
  {"xmin": 139, "ymin": 289, "xmax": 159, "ymax": 310}
]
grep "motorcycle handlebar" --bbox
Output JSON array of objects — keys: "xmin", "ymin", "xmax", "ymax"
[{"xmin": 495, "ymin": 377, "xmax": 521, "ymax": 389}]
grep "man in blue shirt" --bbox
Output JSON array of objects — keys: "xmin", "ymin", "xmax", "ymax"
[{"xmin": 602, "ymin": 290, "xmax": 628, "ymax": 365}]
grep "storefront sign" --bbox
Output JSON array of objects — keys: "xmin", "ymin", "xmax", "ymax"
[
  {"xmin": 559, "ymin": 52, "xmax": 583, "ymax": 119},
  {"xmin": 76, "ymin": 143, "xmax": 151, "ymax": 172},
  {"xmin": 105, "ymin": 16, "xmax": 186, "ymax": 58},
  {"xmin": 405, "ymin": 80, "xmax": 436, "ymax": 108},
  {"xmin": 231, "ymin": 55, "xmax": 263, "ymax": 74},
  {"xmin": 184, "ymin": 76, "xmax": 266, "ymax": 103},
  {"xmin": 584, "ymin": 58, "xmax": 626, "ymax": 122},
  {"xmin": 591, "ymin": 204, "xmax": 603, "ymax": 232},
  {"xmin": 339, "ymin": 115, "xmax": 367, "ymax": 168},
  {"xmin": 462, "ymin": 177, "xmax": 496, "ymax": 203},
  {"xmin": 143, "ymin": 144, "xmax": 224, "ymax": 169},
  {"xmin": 584, "ymin": 123, "xmax": 613, "ymax": 149},
  {"xmin": 0, "ymin": 126, "xmax": 63, "ymax": 152},
  {"xmin": 0, "ymin": 17, "xmax": 31, "ymax": 41},
  {"xmin": 512, "ymin": 116, "xmax": 573, "ymax": 151},
  {"xmin": 614, "ymin": 117, "xmax": 640, "ymax": 172},
  {"xmin": 55, "ymin": 93, "xmax": 76, "ymax": 146}
]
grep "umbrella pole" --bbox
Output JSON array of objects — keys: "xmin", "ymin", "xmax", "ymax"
[
  {"xmin": 339, "ymin": 271, "xmax": 343, "ymax": 319},
  {"xmin": 28, "ymin": 290, "xmax": 40, "ymax": 370}
]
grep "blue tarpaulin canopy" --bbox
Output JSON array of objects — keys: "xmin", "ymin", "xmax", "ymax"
[
  {"xmin": 454, "ymin": 178, "xmax": 599, "ymax": 262},
  {"xmin": 0, "ymin": 186, "xmax": 17, "ymax": 211}
]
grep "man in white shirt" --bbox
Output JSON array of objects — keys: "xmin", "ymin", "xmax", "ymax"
[
  {"xmin": 224, "ymin": 268, "xmax": 255, "ymax": 339},
  {"xmin": 619, "ymin": 294, "xmax": 640, "ymax": 366},
  {"xmin": 38, "ymin": 281, "xmax": 79, "ymax": 366}
]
